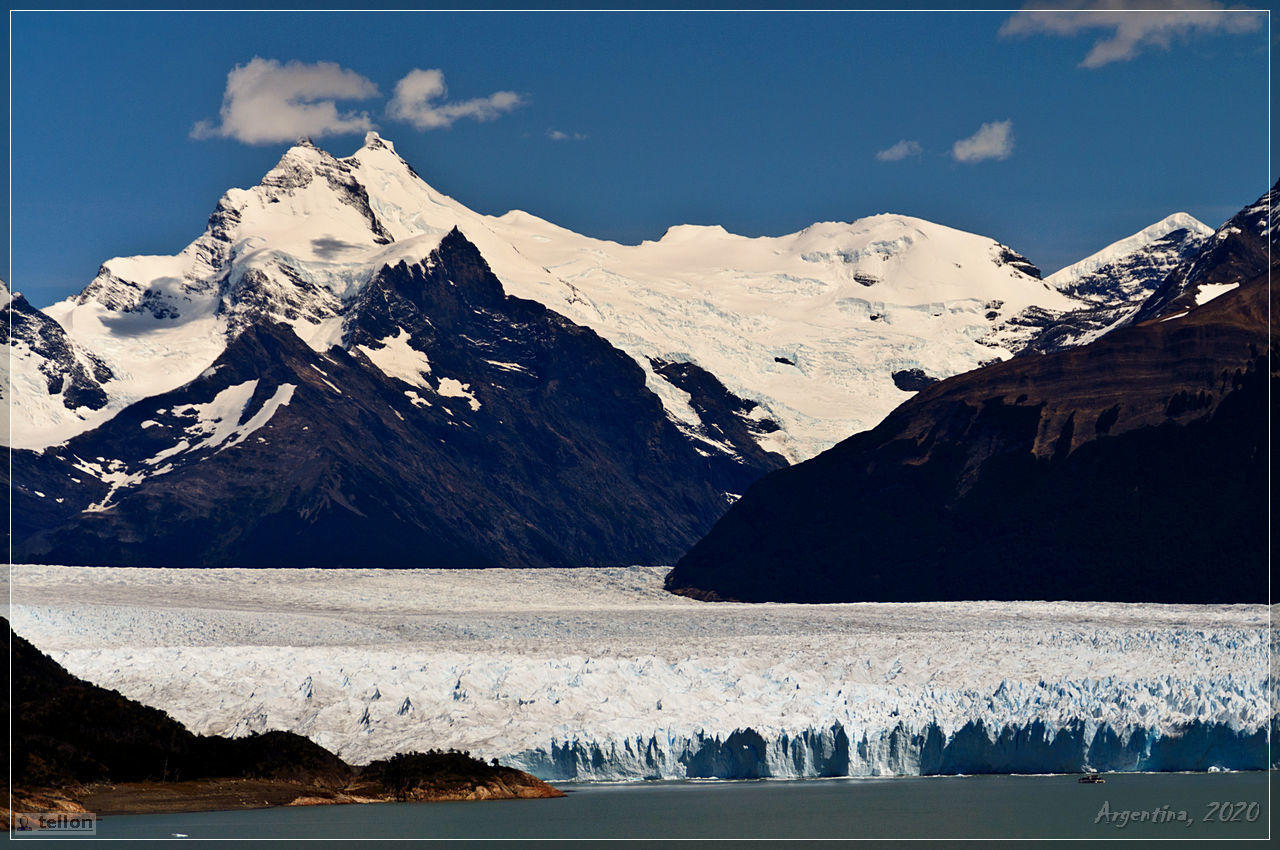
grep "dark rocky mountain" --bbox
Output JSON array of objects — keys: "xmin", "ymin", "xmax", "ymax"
[
  {"xmin": 665, "ymin": 189, "xmax": 1274, "ymax": 604},
  {"xmin": 647, "ymin": 357, "xmax": 787, "ymax": 495},
  {"xmin": 12, "ymin": 229, "xmax": 785, "ymax": 567},
  {"xmin": 1134, "ymin": 185, "xmax": 1276, "ymax": 323}
]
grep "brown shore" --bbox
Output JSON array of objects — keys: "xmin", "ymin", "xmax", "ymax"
[{"xmin": 6, "ymin": 771, "xmax": 564, "ymax": 827}]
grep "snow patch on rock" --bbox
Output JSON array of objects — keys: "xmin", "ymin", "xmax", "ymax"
[
  {"xmin": 1194, "ymin": 282, "xmax": 1239, "ymax": 306},
  {"xmin": 357, "ymin": 328, "xmax": 433, "ymax": 388}
]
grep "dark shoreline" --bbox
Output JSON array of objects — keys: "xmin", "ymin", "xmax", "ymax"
[{"xmin": 10, "ymin": 773, "xmax": 566, "ymax": 827}]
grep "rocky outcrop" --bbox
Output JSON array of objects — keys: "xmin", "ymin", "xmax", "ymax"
[{"xmin": 351, "ymin": 751, "xmax": 564, "ymax": 801}]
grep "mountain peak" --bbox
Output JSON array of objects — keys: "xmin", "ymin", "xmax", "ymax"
[
  {"xmin": 1141, "ymin": 211, "xmax": 1212, "ymax": 241},
  {"xmin": 29, "ymin": 128, "xmax": 1199, "ymax": 462},
  {"xmin": 345, "ymin": 132, "xmax": 420, "ymax": 185},
  {"xmin": 265, "ymin": 138, "xmax": 339, "ymax": 181},
  {"xmin": 361, "ymin": 131, "xmax": 394, "ymax": 153},
  {"xmin": 659, "ymin": 223, "xmax": 729, "ymax": 242},
  {"xmin": 1046, "ymin": 212, "xmax": 1212, "ymax": 290}
]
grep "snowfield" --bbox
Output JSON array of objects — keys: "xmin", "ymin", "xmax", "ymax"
[
  {"xmin": 27, "ymin": 134, "xmax": 1080, "ymax": 461},
  {"xmin": 8, "ymin": 566, "xmax": 1273, "ymax": 780}
]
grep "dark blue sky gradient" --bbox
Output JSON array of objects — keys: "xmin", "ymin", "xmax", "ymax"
[{"xmin": 9, "ymin": 10, "xmax": 1271, "ymax": 306}]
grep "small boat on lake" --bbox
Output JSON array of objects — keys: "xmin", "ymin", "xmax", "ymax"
[{"xmin": 1077, "ymin": 773, "xmax": 1106, "ymax": 784}]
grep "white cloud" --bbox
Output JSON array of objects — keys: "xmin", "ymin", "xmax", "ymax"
[
  {"xmin": 547, "ymin": 129, "xmax": 587, "ymax": 142},
  {"xmin": 387, "ymin": 69, "xmax": 523, "ymax": 130},
  {"xmin": 1000, "ymin": 2, "xmax": 1264, "ymax": 68},
  {"xmin": 952, "ymin": 120, "xmax": 1014, "ymax": 163},
  {"xmin": 875, "ymin": 140, "xmax": 923, "ymax": 162},
  {"xmin": 190, "ymin": 58, "xmax": 379, "ymax": 144}
]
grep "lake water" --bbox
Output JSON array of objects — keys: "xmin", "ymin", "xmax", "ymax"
[{"xmin": 25, "ymin": 772, "xmax": 1269, "ymax": 844}]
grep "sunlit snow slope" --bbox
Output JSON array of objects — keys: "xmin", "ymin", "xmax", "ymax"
[
  {"xmin": 10, "ymin": 566, "xmax": 1271, "ymax": 780},
  {"xmin": 3, "ymin": 281, "xmax": 115, "ymax": 450},
  {"xmin": 30, "ymin": 133, "xmax": 1078, "ymax": 459},
  {"xmin": 1045, "ymin": 213, "xmax": 1212, "ymax": 299}
]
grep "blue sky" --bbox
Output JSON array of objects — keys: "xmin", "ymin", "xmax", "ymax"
[{"xmin": 8, "ymin": 9, "xmax": 1271, "ymax": 307}]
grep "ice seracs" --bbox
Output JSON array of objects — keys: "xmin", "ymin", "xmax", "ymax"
[{"xmin": 8, "ymin": 566, "xmax": 1271, "ymax": 780}]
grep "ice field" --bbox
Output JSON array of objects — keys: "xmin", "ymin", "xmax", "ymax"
[{"xmin": 8, "ymin": 565, "xmax": 1273, "ymax": 780}]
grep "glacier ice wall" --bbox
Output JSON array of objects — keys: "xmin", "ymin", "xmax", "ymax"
[
  {"xmin": 8, "ymin": 566, "xmax": 1273, "ymax": 780},
  {"xmin": 510, "ymin": 719, "xmax": 1268, "ymax": 781}
]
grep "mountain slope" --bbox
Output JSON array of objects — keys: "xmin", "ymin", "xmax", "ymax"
[
  {"xmin": 1, "ymin": 283, "xmax": 114, "ymax": 449},
  {"xmin": 13, "ymin": 230, "xmax": 782, "ymax": 567},
  {"xmin": 1133, "ymin": 184, "xmax": 1275, "ymax": 323},
  {"xmin": 24, "ymin": 133, "xmax": 1083, "ymax": 461},
  {"xmin": 665, "ymin": 187, "xmax": 1274, "ymax": 604},
  {"xmin": 1009, "ymin": 213, "xmax": 1214, "ymax": 356},
  {"xmin": 1045, "ymin": 212, "xmax": 1211, "ymax": 302}
]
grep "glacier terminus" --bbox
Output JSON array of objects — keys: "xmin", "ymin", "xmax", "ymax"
[{"xmin": 9, "ymin": 566, "xmax": 1271, "ymax": 782}]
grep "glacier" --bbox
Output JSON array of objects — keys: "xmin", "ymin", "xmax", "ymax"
[{"xmin": 8, "ymin": 565, "xmax": 1273, "ymax": 781}]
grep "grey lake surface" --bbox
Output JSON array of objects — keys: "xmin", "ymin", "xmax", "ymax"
[{"xmin": 23, "ymin": 772, "xmax": 1270, "ymax": 843}]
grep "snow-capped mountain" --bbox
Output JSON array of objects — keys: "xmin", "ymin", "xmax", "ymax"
[
  {"xmin": 666, "ymin": 183, "xmax": 1276, "ymax": 604},
  {"xmin": 15, "ymin": 134, "xmax": 1258, "ymax": 569},
  {"xmin": 1045, "ymin": 212, "xmax": 1211, "ymax": 303},
  {"xmin": 1016, "ymin": 204, "xmax": 1266, "ymax": 356},
  {"xmin": 13, "ymin": 230, "xmax": 785, "ymax": 567},
  {"xmin": 30, "ymin": 132, "xmax": 1080, "ymax": 462},
  {"xmin": 1000, "ymin": 213, "xmax": 1213, "ymax": 356}
]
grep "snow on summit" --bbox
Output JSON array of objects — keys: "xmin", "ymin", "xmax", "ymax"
[
  {"xmin": 26, "ymin": 133, "xmax": 1082, "ymax": 458},
  {"xmin": 1046, "ymin": 212, "xmax": 1212, "ymax": 292}
]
